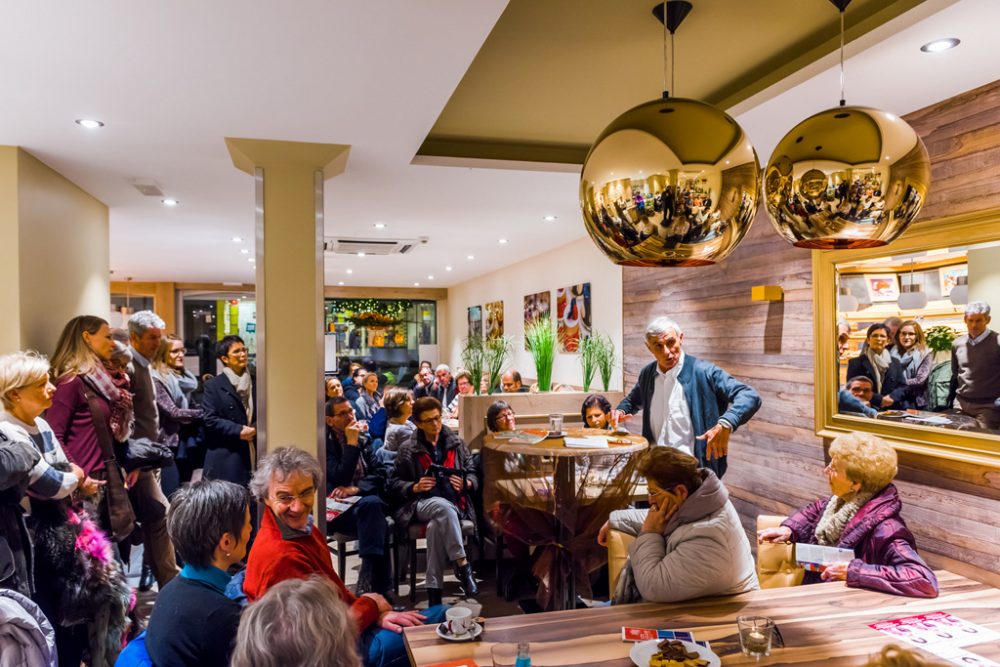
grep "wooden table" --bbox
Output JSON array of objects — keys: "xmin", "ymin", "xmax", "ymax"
[
  {"xmin": 404, "ymin": 571, "xmax": 1000, "ymax": 666},
  {"xmin": 484, "ymin": 429, "xmax": 647, "ymax": 610}
]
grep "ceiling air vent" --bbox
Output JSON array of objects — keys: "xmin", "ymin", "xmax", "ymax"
[
  {"xmin": 323, "ymin": 237, "xmax": 426, "ymax": 256},
  {"xmin": 128, "ymin": 178, "xmax": 165, "ymax": 197}
]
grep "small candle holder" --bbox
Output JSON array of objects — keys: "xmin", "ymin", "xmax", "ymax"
[{"xmin": 737, "ymin": 615, "xmax": 775, "ymax": 660}]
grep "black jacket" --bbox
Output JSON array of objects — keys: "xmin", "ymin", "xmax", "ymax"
[
  {"xmin": 389, "ymin": 425, "xmax": 477, "ymax": 529},
  {"xmin": 325, "ymin": 428, "xmax": 387, "ymax": 497},
  {"xmin": 414, "ymin": 379, "xmax": 457, "ymax": 406},
  {"xmin": 201, "ymin": 373, "xmax": 256, "ymax": 486},
  {"xmin": 846, "ymin": 354, "xmax": 908, "ymax": 409}
]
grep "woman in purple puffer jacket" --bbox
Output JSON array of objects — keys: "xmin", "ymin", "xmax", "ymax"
[{"xmin": 758, "ymin": 431, "xmax": 938, "ymax": 598}]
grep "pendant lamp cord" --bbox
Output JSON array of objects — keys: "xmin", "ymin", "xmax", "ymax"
[
  {"xmin": 662, "ymin": 0, "xmax": 669, "ymax": 98},
  {"xmin": 838, "ymin": 9, "xmax": 846, "ymax": 107}
]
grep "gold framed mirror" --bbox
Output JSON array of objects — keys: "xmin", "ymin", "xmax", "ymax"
[{"xmin": 814, "ymin": 209, "xmax": 1000, "ymax": 467}]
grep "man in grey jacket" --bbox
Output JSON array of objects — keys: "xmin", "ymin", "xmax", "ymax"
[{"xmin": 598, "ymin": 447, "xmax": 757, "ymax": 603}]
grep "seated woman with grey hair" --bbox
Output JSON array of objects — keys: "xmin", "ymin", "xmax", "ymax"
[
  {"xmin": 231, "ymin": 577, "xmax": 362, "ymax": 667},
  {"xmin": 243, "ymin": 446, "xmax": 446, "ymax": 667},
  {"xmin": 598, "ymin": 447, "xmax": 758, "ymax": 603},
  {"xmin": 143, "ymin": 478, "xmax": 252, "ymax": 666},
  {"xmin": 758, "ymin": 432, "xmax": 938, "ymax": 598}
]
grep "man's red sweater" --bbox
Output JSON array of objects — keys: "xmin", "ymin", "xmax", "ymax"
[{"xmin": 243, "ymin": 509, "xmax": 380, "ymax": 632}]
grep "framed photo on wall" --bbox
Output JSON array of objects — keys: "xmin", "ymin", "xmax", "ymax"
[
  {"xmin": 484, "ymin": 300, "xmax": 504, "ymax": 340},
  {"xmin": 467, "ymin": 305, "xmax": 482, "ymax": 338},
  {"xmin": 557, "ymin": 282, "xmax": 591, "ymax": 352},
  {"xmin": 863, "ymin": 274, "xmax": 900, "ymax": 302},
  {"xmin": 523, "ymin": 291, "xmax": 551, "ymax": 350},
  {"xmin": 938, "ymin": 264, "xmax": 967, "ymax": 297}
]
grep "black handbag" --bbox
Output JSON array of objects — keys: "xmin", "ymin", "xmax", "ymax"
[{"xmin": 123, "ymin": 437, "xmax": 174, "ymax": 472}]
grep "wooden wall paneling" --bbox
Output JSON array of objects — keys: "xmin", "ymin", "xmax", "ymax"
[{"xmin": 621, "ymin": 78, "xmax": 1000, "ymax": 582}]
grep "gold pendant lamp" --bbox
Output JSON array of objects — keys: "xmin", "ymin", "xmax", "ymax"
[
  {"xmin": 762, "ymin": 0, "xmax": 931, "ymax": 249},
  {"xmin": 579, "ymin": 1, "xmax": 761, "ymax": 267}
]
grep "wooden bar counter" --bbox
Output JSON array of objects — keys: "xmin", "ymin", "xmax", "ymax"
[{"xmin": 404, "ymin": 571, "xmax": 1000, "ymax": 666}]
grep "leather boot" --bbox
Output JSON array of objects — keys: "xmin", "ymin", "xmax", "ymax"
[
  {"xmin": 426, "ymin": 587, "xmax": 443, "ymax": 607},
  {"xmin": 457, "ymin": 562, "xmax": 479, "ymax": 597}
]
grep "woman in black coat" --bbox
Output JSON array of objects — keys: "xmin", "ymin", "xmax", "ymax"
[
  {"xmin": 201, "ymin": 337, "xmax": 256, "ymax": 486},
  {"xmin": 846, "ymin": 324, "xmax": 909, "ymax": 410}
]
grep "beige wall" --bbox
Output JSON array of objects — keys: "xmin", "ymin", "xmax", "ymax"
[
  {"xmin": 0, "ymin": 147, "xmax": 109, "ymax": 355},
  {"xmin": 967, "ymin": 244, "xmax": 1000, "ymax": 308},
  {"xmin": 444, "ymin": 236, "xmax": 624, "ymax": 390}
]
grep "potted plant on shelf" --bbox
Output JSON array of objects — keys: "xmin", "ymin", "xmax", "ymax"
[
  {"xmin": 484, "ymin": 335, "xmax": 513, "ymax": 395},
  {"xmin": 461, "ymin": 335, "xmax": 486, "ymax": 395},
  {"xmin": 596, "ymin": 333, "xmax": 617, "ymax": 392},
  {"xmin": 579, "ymin": 334, "xmax": 600, "ymax": 392},
  {"xmin": 925, "ymin": 325, "xmax": 957, "ymax": 364},
  {"xmin": 524, "ymin": 318, "xmax": 556, "ymax": 393}
]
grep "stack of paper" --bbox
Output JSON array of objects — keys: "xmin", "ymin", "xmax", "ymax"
[{"xmin": 563, "ymin": 435, "xmax": 610, "ymax": 449}]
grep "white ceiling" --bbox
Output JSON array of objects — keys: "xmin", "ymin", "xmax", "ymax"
[{"xmin": 1, "ymin": 0, "xmax": 998, "ymax": 289}]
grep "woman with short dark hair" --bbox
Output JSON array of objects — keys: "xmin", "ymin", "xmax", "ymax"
[
  {"xmin": 485, "ymin": 400, "xmax": 515, "ymax": 433},
  {"xmin": 201, "ymin": 336, "xmax": 256, "ymax": 485},
  {"xmin": 846, "ymin": 324, "xmax": 909, "ymax": 409},
  {"xmin": 144, "ymin": 479, "xmax": 251, "ymax": 666},
  {"xmin": 581, "ymin": 394, "xmax": 613, "ymax": 429}
]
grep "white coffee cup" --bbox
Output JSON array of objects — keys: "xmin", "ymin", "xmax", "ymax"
[{"xmin": 445, "ymin": 606, "xmax": 474, "ymax": 636}]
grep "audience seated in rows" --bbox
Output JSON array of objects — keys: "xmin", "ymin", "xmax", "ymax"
[
  {"xmin": 230, "ymin": 577, "xmax": 363, "ymax": 667},
  {"xmin": 485, "ymin": 400, "xmax": 516, "ymax": 433},
  {"xmin": 242, "ymin": 447, "xmax": 443, "ymax": 667},
  {"xmin": 581, "ymin": 394, "xmax": 613, "ymax": 429},
  {"xmin": 354, "ymin": 372, "xmax": 382, "ymax": 421},
  {"xmin": 324, "ymin": 396, "xmax": 393, "ymax": 596},
  {"xmin": 343, "ymin": 364, "xmax": 364, "ymax": 403},
  {"xmin": 325, "ymin": 376, "xmax": 344, "ymax": 399},
  {"xmin": 501, "ymin": 370, "xmax": 529, "ymax": 393},
  {"xmin": 415, "ymin": 364, "xmax": 457, "ymax": 406},
  {"xmin": 758, "ymin": 432, "xmax": 938, "ymax": 598},
  {"xmin": 445, "ymin": 370, "xmax": 475, "ymax": 419},
  {"xmin": 382, "ymin": 387, "xmax": 416, "ymax": 454},
  {"xmin": 144, "ymin": 479, "xmax": 250, "ymax": 667},
  {"xmin": 390, "ymin": 397, "xmax": 479, "ymax": 607},
  {"xmin": 600, "ymin": 447, "xmax": 758, "ymax": 603}
]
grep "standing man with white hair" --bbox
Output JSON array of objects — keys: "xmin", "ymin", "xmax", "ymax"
[
  {"xmin": 126, "ymin": 310, "xmax": 180, "ymax": 586},
  {"xmin": 948, "ymin": 301, "xmax": 1000, "ymax": 430},
  {"xmin": 612, "ymin": 316, "xmax": 761, "ymax": 478}
]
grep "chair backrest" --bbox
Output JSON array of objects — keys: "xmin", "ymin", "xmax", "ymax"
[
  {"xmin": 756, "ymin": 515, "xmax": 804, "ymax": 589},
  {"xmin": 607, "ymin": 529, "xmax": 636, "ymax": 593}
]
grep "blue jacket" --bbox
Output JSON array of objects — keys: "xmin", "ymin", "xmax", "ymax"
[
  {"xmin": 115, "ymin": 631, "xmax": 152, "ymax": 667},
  {"xmin": 617, "ymin": 355, "xmax": 761, "ymax": 478}
]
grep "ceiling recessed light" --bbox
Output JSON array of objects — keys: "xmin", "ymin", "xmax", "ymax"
[
  {"xmin": 247, "ymin": 257, "xmax": 255, "ymax": 263},
  {"xmin": 337, "ymin": 281, "xmax": 345, "ymax": 286},
  {"xmin": 543, "ymin": 215, "xmax": 558, "ymax": 221},
  {"xmin": 445, "ymin": 266, "xmax": 453, "ymax": 272},
  {"xmin": 346, "ymin": 269, "xmax": 353, "ymax": 274},
  {"xmin": 373, "ymin": 223, "xmax": 386, "ymax": 229},
  {"xmin": 75, "ymin": 119, "xmax": 104, "ymax": 129},
  {"xmin": 428, "ymin": 275, "xmax": 435, "ymax": 280},
  {"xmin": 467, "ymin": 255, "xmax": 474, "ymax": 260},
  {"xmin": 240, "ymin": 248, "xmax": 249, "ymax": 254},
  {"xmin": 498, "ymin": 238, "xmax": 508, "ymax": 244},
  {"xmin": 413, "ymin": 282, "xmax": 420, "ymax": 286},
  {"xmin": 162, "ymin": 199, "xmax": 180, "ymax": 207},
  {"xmin": 920, "ymin": 38, "xmax": 960, "ymax": 53},
  {"xmin": 357, "ymin": 252, "xmax": 366, "ymax": 257},
  {"xmin": 231, "ymin": 236, "xmax": 242, "ymax": 242}
]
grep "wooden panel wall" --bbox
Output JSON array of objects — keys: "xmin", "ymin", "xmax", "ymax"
[{"xmin": 622, "ymin": 78, "xmax": 1000, "ymax": 582}]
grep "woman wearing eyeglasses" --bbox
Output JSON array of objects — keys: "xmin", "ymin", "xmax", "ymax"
[
  {"xmin": 846, "ymin": 324, "xmax": 909, "ymax": 410},
  {"xmin": 598, "ymin": 446, "xmax": 758, "ymax": 603}
]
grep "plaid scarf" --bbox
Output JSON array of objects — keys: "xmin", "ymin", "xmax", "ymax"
[{"xmin": 86, "ymin": 362, "xmax": 134, "ymax": 442}]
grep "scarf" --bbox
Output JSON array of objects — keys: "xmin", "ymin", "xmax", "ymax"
[
  {"xmin": 864, "ymin": 344, "xmax": 890, "ymax": 394},
  {"xmin": 222, "ymin": 367, "xmax": 253, "ymax": 423},
  {"xmin": 814, "ymin": 491, "xmax": 874, "ymax": 546},
  {"xmin": 153, "ymin": 368, "xmax": 198, "ymax": 409},
  {"xmin": 894, "ymin": 346, "xmax": 927, "ymax": 382},
  {"xmin": 86, "ymin": 362, "xmax": 134, "ymax": 442}
]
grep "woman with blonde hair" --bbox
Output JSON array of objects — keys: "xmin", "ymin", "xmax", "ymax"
[
  {"xmin": 759, "ymin": 432, "xmax": 938, "ymax": 597},
  {"xmin": 151, "ymin": 335, "xmax": 203, "ymax": 496},
  {"xmin": 231, "ymin": 576, "xmax": 362, "ymax": 667},
  {"xmin": 892, "ymin": 320, "xmax": 932, "ymax": 409},
  {"xmin": 47, "ymin": 316, "xmax": 135, "ymax": 541}
]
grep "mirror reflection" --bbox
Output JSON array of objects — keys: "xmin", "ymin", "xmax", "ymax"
[{"xmin": 835, "ymin": 240, "xmax": 1000, "ymax": 435}]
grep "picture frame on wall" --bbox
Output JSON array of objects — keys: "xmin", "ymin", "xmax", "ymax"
[
  {"xmin": 863, "ymin": 273, "xmax": 900, "ymax": 302},
  {"xmin": 523, "ymin": 291, "xmax": 551, "ymax": 350},
  {"xmin": 938, "ymin": 264, "xmax": 968, "ymax": 298},
  {"xmin": 467, "ymin": 305, "xmax": 482, "ymax": 338},
  {"xmin": 484, "ymin": 300, "xmax": 504, "ymax": 340},
  {"xmin": 556, "ymin": 282, "xmax": 591, "ymax": 352}
]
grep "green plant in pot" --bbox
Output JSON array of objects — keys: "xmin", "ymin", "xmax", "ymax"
[
  {"xmin": 925, "ymin": 325, "xmax": 957, "ymax": 362},
  {"xmin": 579, "ymin": 334, "xmax": 601, "ymax": 392},
  {"xmin": 595, "ymin": 333, "xmax": 617, "ymax": 392},
  {"xmin": 461, "ymin": 334, "xmax": 486, "ymax": 395},
  {"xmin": 524, "ymin": 318, "xmax": 556, "ymax": 392},
  {"xmin": 484, "ymin": 334, "xmax": 513, "ymax": 394}
]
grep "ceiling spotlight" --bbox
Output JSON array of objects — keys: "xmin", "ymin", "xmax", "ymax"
[
  {"xmin": 428, "ymin": 275, "xmax": 435, "ymax": 280},
  {"xmin": 498, "ymin": 238, "xmax": 508, "ymax": 245},
  {"xmin": 247, "ymin": 257, "xmax": 255, "ymax": 263},
  {"xmin": 373, "ymin": 223, "xmax": 386, "ymax": 229},
  {"xmin": 240, "ymin": 248, "xmax": 249, "ymax": 254},
  {"xmin": 337, "ymin": 281, "xmax": 345, "ymax": 286},
  {"xmin": 357, "ymin": 252, "xmax": 366, "ymax": 257},
  {"xmin": 231, "ymin": 236, "xmax": 242, "ymax": 242},
  {"xmin": 467, "ymin": 255, "xmax": 474, "ymax": 260},
  {"xmin": 920, "ymin": 38, "xmax": 960, "ymax": 53},
  {"xmin": 75, "ymin": 119, "xmax": 104, "ymax": 129},
  {"xmin": 413, "ymin": 282, "xmax": 420, "ymax": 286},
  {"xmin": 543, "ymin": 215, "xmax": 558, "ymax": 221},
  {"xmin": 445, "ymin": 266, "xmax": 453, "ymax": 272},
  {"xmin": 162, "ymin": 199, "xmax": 180, "ymax": 207},
  {"xmin": 346, "ymin": 269, "xmax": 353, "ymax": 274}
]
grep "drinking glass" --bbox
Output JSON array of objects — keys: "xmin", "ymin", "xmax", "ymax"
[
  {"xmin": 548, "ymin": 414, "xmax": 564, "ymax": 434},
  {"xmin": 737, "ymin": 615, "xmax": 774, "ymax": 659}
]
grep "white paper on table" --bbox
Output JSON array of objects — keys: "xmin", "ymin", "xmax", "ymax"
[
  {"xmin": 563, "ymin": 435, "xmax": 610, "ymax": 449},
  {"xmin": 794, "ymin": 543, "xmax": 855, "ymax": 571},
  {"xmin": 904, "ymin": 414, "xmax": 952, "ymax": 425},
  {"xmin": 926, "ymin": 646, "xmax": 1000, "ymax": 666},
  {"xmin": 868, "ymin": 612, "xmax": 1000, "ymax": 651}
]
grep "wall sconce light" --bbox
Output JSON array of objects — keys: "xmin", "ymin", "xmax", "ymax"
[{"xmin": 751, "ymin": 285, "xmax": 784, "ymax": 302}]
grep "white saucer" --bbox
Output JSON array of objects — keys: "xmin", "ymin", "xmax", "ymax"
[{"xmin": 436, "ymin": 621, "xmax": 483, "ymax": 642}]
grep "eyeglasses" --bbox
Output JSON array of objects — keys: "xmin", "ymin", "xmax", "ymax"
[
  {"xmin": 419, "ymin": 414, "xmax": 443, "ymax": 424},
  {"xmin": 333, "ymin": 409, "xmax": 354, "ymax": 419},
  {"xmin": 271, "ymin": 487, "xmax": 315, "ymax": 506},
  {"xmin": 228, "ymin": 347, "xmax": 248, "ymax": 356}
]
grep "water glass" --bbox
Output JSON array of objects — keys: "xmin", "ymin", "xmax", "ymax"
[
  {"xmin": 737, "ymin": 615, "xmax": 774, "ymax": 659},
  {"xmin": 548, "ymin": 413, "xmax": 564, "ymax": 434}
]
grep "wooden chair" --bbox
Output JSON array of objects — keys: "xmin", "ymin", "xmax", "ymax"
[
  {"xmin": 328, "ymin": 516, "xmax": 398, "ymax": 593},
  {"xmin": 755, "ymin": 515, "xmax": 804, "ymax": 589},
  {"xmin": 399, "ymin": 519, "xmax": 477, "ymax": 602}
]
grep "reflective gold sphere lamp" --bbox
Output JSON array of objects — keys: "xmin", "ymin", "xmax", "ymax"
[
  {"xmin": 579, "ymin": 1, "xmax": 761, "ymax": 267},
  {"xmin": 762, "ymin": 0, "xmax": 931, "ymax": 249}
]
